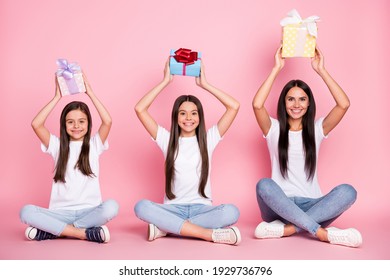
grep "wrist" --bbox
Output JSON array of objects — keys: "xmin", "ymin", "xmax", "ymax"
[
  {"xmin": 271, "ymin": 66, "xmax": 282, "ymax": 76},
  {"xmin": 161, "ymin": 77, "xmax": 171, "ymax": 86}
]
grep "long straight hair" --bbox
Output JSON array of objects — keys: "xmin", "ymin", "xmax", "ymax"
[
  {"xmin": 53, "ymin": 101, "xmax": 94, "ymax": 183},
  {"xmin": 277, "ymin": 80, "xmax": 317, "ymax": 180},
  {"xmin": 165, "ymin": 95, "xmax": 209, "ymax": 200}
]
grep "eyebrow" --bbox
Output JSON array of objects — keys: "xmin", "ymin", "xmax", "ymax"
[
  {"xmin": 66, "ymin": 117, "xmax": 88, "ymax": 121},
  {"xmin": 286, "ymin": 96, "xmax": 307, "ymax": 99},
  {"xmin": 179, "ymin": 110, "xmax": 198, "ymax": 113}
]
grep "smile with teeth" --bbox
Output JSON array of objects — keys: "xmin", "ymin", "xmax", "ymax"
[{"xmin": 291, "ymin": 109, "xmax": 302, "ymax": 114}]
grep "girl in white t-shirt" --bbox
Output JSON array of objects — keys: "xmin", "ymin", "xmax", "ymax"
[
  {"xmin": 252, "ymin": 46, "xmax": 362, "ymax": 247},
  {"xmin": 20, "ymin": 74, "xmax": 119, "ymax": 243},
  {"xmin": 134, "ymin": 60, "xmax": 241, "ymax": 245}
]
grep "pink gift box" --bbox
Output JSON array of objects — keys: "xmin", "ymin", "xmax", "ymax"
[{"xmin": 56, "ymin": 59, "xmax": 86, "ymax": 96}]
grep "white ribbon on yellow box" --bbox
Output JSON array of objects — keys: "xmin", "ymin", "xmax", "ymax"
[{"xmin": 280, "ymin": 9, "xmax": 320, "ymax": 58}]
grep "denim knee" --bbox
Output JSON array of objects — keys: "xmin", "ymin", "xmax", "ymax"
[
  {"xmin": 335, "ymin": 184, "xmax": 357, "ymax": 204},
  {"xmin": 19, "ymin": 204, "xmax": 36, "ymax": 224},
  {"xmin": 222, "ymin": 204, "xmax": 240, "ymax": 224},
  {"xmin": 134, "ymin": 199, "xmax": 152, "ymax": 219},
  {"xmin": 256, "ymin": 178, "xmax": 274, "ymax": 198},
  {"xmin": 102, "ymin": 199, "xmax": 119, "ymax": 219}
]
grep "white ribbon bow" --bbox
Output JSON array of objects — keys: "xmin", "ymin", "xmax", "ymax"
[{"xmin": 280, "ymin": 9, "xmax": 320, "ymax": 37}]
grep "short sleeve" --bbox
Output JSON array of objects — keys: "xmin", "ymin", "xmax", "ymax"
[
  {"xmin": 91, "ymin": 133, "xmax": 109, "ymax": 156},
  {"xmin": 154, "ymin": 125, "xmax": 170, "ymax": 157},
  {"xmin": 264, "ymin": 117, "xmax": 279, "ymax": 139},
  {"xmin": 207, "ymin": 125, "xmax": 222, "ymax": 153},
  {"xmin": 41, "ymin": 134, "xmax": 60, "ymax": 160}
]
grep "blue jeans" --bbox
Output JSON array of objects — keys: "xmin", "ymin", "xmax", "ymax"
[
  {"xmin": 20, "ymin": 199, "xmax": 119, "ymax": 236},
  {"xmin": 134, "ymin": 199, "xmax": 240, "ymax": 235},
  {"xmin": 256, "ymin": 178, "xmax": 357, "ymax": 235}
]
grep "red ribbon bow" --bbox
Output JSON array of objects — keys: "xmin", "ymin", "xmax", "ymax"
[{"xmin": 173, "ymin": 48, "xmax": 198, "ymax": 65}]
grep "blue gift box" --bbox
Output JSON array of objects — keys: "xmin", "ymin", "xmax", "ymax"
[{"xmin": 169, "ymin": 49, "xmax": 201, "ymax": 77}]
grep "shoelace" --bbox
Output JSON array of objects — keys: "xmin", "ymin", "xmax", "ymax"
[
  {"xmin": 35, "ymin": 229, "xmax": 56, "ymax": 241},
  {"xmin": 213, "ymin": 229, "xmax": 235, "ymax": 243},
  {"xmin": 86, "ymin": 227, "xmax": 104, "ymax": 243},
  {"xmin": 330, "ymin": 231, "xmax": 351, "ymax": 242}
]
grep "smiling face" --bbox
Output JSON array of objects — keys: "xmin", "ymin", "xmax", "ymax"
[
  {"xmin": 285, "ymin": 86, "xmax": 310, "ymax": 121},
  {"xmin": 65, "ymin": 109, "xmax": 89, "ymax": 141},
  {"xmin": 177, "ymin": 101, "xmax": 199, "ymax": 137}
]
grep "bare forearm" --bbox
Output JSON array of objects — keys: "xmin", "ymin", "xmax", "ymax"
[
  {"xmin": 318, "ymin": 68, "xmax": 350, "ymax": 110},
  {"xmin": 253, "ymin": 67, "xmax": 280, "ymax": 110},
  {"xmin": 31, "ymin": 95, "xmax": 61, "ymax": 130},
  {"xmin": 135, "ymin": 79, "xmax": 170, "ymax": 115}
]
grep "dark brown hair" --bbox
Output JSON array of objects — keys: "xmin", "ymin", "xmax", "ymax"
[
  {"xmin": 165, "ymin": 95, "xmax": 209, "ymax": 200},
  {"xmin": 54, "ymin": 101, "xmax": 94, "ymax": 183},
  {"xmin": 277, "ymin": 80, "xmax": 317, "ymax": 180}
]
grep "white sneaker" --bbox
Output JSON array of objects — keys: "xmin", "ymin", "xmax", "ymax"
[
  {"xmin": 326, "ymin": 227, "xmax": 363, "ymax": 248},
  {"xmin": 254, "ymin": 220, "xmax": 285, "ymax": 239},
  {"xmin": 211, "ymin": 226, "xmax": 241, "ymax": 245},
  {"xmin": 148, "ymin": 224, "xmax": 167, "ymax": 241}
]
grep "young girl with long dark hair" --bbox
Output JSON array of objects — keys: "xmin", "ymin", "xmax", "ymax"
[
  {"xmin": 20, "ymin": 74, "xmax": 119, "ymax": 243},
  {"xmin": 252, "ymin": 46, "xmax": 362, "ymax": 247},
  {"xmin": 134, "ymin": 60, "xmax": 241, "ymax": 245}
]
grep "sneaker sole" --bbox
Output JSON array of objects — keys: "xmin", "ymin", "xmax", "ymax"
[
  {"xmin": 230, "ymin": 226, "xmax": 241, "ymax": 245},
  {"xmin": 25, "ymin": 227, "xmax": 37, "ymax": 241},
  {"xmin": 101, "ymin": 225, "xmax": 110, "ymax": 243},
  {"xmin": 148, "ymin": 224, "xmax": 155, "ymax": 241}
]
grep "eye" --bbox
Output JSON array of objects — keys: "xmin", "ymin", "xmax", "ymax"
[{"xmin": 192, "ymin": 111, "xmax": 198, "ymax": 116}]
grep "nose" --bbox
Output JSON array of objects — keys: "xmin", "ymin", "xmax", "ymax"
[{"xmin": 186, "ymin": 113, "xmax": 192, "ymax": 120}]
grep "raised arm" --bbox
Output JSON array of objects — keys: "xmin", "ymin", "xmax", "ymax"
[
  {"xmin": 31, "ymin": 76, "xmax": 62, "ymax": 148},
  {"xmin": 134, "ymin": 59, "xmax": 173, "ymax": 139},
  {"xmin": 195, "ymin": 62, "xmax": 240, "ymax": 137},
  {"xmin": 311, "ymin": 47, "xmax": 350, "ymax": 136},
  {"xmin": 252, "ymin": 46, "xmax": 284, "ymax": 136},
  {"xmin": 83, "ymin": 72, "xmax": 112, "ymax": 144}
]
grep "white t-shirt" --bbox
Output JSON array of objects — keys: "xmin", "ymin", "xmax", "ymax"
[
  {"xmin": 265, "ymin": 117, "xmax": 327, "ymax": 198},
  {"xmin": 42, "ymin": 133, "xmax": 108, "ymax": 210},
  {"xmin": 155, "ymin": 125, "xmax": 221, "ymax": 205}
]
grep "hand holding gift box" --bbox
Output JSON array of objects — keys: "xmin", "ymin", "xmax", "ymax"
[
  {"xmin": 56, "ymin": 59, "xmax": 86, "ymax": 96},
  {"xmin": 169, "ymin": 48, "xmax": 202, "ymax": 77},
  {"xmin": 280, "ymin": 9, "xmax": 320, "ymax": 58}
]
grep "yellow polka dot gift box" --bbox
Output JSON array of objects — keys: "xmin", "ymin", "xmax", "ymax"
[
  {"xmin": 56, "ymin": 59, "xmax": 86, "ymax": 96},
  {"xmin": 280, "ymin": 9, "xmax": 320, "ymax": 58}
]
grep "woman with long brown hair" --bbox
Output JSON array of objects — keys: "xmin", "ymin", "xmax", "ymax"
[
  {"xmin": 134, "ymin": 60, "xmax": 241, "ymax": 245},
  {"xmin": 252, "ymin": 46, "xmax": 362, "ymax": 247}
]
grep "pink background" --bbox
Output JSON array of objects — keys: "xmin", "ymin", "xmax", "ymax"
[{"xmin": 1, "ymin": 0, "xmax": 389, "ymax": 259}]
